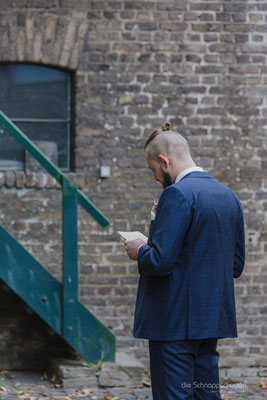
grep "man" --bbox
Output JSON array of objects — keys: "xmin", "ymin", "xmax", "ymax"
[{"xmin": 124, "ymin": 122, "xmax": 245, "ymax": 400}]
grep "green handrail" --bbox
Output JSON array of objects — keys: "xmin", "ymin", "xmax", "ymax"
[
  {"xmin": 0, "ymin": 110, "xmax": 109, "ymax": 227},
  {"xmin": 0, "ymin": 110, "xmax": 113, "ymax": 355}
]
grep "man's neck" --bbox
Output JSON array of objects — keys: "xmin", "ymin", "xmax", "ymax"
[
  {"xmin": 173, "ymin": 162, "xmax": 197, "ymax": 181},
  {"xmin": 174, "ymin": 165, "xmax": 204, "ymax": 184}
]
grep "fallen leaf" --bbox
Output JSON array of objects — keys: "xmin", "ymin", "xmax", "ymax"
[
  {"xmin": 0, "ymin": 370, "xmax": 9, "ymax": 375},
  {"xmin": 50, "ymin": 374, "xmax": 57, "ymax": 383},
  {"xmin": 50, "ymin": 383, "xmax": 62, "ymax": 389},
  {"xmin": 259, "ymin": 377, "xmax": 267, "ymax": 389},
  {"xmin": 142, "ymin": 376, "xmax": 151, "ymax": 387},
  {"xmin": 103, "ymin": 396, "xmax": 120, "ymax": 400},
  {"xmin": 81, "ymin": 388, "xmax": 93, "ymax": 395}
]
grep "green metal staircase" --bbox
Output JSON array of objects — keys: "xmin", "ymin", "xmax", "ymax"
[{"xmin": 0, "ymin": 111, "xmax": 115, "ymax": 363}]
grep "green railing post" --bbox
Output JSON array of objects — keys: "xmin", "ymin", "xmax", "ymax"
[
  {"xmin": 62, "ymin": 176, "xmax": 78, "ymax": 345},
  {"xmin": 0, "ymin": 111, "xmax": 115, "ymax": 363}
]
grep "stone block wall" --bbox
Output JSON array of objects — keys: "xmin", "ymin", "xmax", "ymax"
[
  {"xmin": 0, "ymin": 285, "xmax": 75, "ymax": 370},
  {"xmin": 0, "ymin": 0, "xmax": 266, "ymax": 372}
]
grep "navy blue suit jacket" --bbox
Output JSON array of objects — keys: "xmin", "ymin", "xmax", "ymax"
[{"xmin": 133, "ymin": 171, "xmax": 245, "ymax": 340}]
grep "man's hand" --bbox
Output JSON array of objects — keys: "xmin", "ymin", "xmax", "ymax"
[{"xmin": 124, "ymin": 239, "xmax": 146, "ymax": 261}]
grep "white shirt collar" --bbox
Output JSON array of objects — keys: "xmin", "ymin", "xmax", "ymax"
[{"xmin": 175, "ymin": 166, "xmax": 204, "ymax": 183}]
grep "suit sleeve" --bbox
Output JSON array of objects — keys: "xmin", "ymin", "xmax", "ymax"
[
  {"xmin": 138, "ymin": 186, "xmax": 191, "ymax": 277},
  {"xmin": 233, "ymin": 206, "xmax": 245, "ymax": 278}
]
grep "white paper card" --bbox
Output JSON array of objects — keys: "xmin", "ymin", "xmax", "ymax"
[{"xmin": 118, "ymin": 231, "xmax": 148, "ymax": 243}]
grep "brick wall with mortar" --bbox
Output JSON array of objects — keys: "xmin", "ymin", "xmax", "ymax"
[{"xmin": 0, "ymin": 0, "xmax": 266, "ymax": 376}]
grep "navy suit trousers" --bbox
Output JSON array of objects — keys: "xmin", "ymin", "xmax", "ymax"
[{"xmin": 149, "ymin": 338, "xmax": 222, "ymax": 400}]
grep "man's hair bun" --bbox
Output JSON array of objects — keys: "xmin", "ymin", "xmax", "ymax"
[
  {"xmin": 144, "ymin": 121, "xmax": 172, "ymax": 150},
  {"xmin": 162, "ymin": 122, "xmax": 171, "ymax": 131}
]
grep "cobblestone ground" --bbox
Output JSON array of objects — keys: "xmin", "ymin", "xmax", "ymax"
[{"xmin": 0, "ymin": 371, "xmax": 266, "ymax": 400}]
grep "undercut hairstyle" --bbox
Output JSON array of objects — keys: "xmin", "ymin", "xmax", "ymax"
[{"xmin": 144, "ymin": 122, "xmax": 191, "ymax": 161}]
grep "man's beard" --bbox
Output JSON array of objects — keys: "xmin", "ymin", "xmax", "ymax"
[{"xmin": 161, "ymin": 168, "xmax": 173, "ymax": 189}]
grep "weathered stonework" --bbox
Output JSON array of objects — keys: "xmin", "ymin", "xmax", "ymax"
[
  {"xmin": 0, "ymin": 285, "xmax": 74, "ymax": 370},
  {"xmin": 0, "ymin": 0, "xmax": 266, "ymax": 374}
]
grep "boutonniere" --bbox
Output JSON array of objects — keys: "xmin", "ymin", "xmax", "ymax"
[
  {"xmin": 152, "ymin": 200, "xmax": 158, "ymax": 213},
  {"xmin": 151, "ymin": 200, "xmax": 158, "ymax": 220}
]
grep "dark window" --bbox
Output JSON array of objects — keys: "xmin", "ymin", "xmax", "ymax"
[{"xmin": 0, "ymin": 64, "xmax": 72, "ymax": 171}]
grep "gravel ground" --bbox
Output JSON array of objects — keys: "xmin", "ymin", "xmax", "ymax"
[{"xmin": 0, "ymin": 371, "xmax": 266, "ymax": 400}]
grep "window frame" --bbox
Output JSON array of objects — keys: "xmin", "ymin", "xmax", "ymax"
[{"xmin": 0, "ymin": 63, "xmax": 73, "ymax": 172}]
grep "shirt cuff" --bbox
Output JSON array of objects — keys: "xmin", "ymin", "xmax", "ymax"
[{"xmin": 138, "ymin": 244, "xmax": 146, "ymax": 254}]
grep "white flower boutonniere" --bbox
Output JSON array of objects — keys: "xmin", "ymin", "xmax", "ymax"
[{"xmin": 151, "ymin": 200, "xmax": 158, "ymax": 221}]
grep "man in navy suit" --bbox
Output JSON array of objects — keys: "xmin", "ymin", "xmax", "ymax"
[{"xmin": 124, "ymin": 122, "xmax": 245, "ymax": 400}]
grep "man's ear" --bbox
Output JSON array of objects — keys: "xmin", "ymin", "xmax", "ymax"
[{"xmin": 158, "ymin": 154, "xmax": 170, "ymax": 169}]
